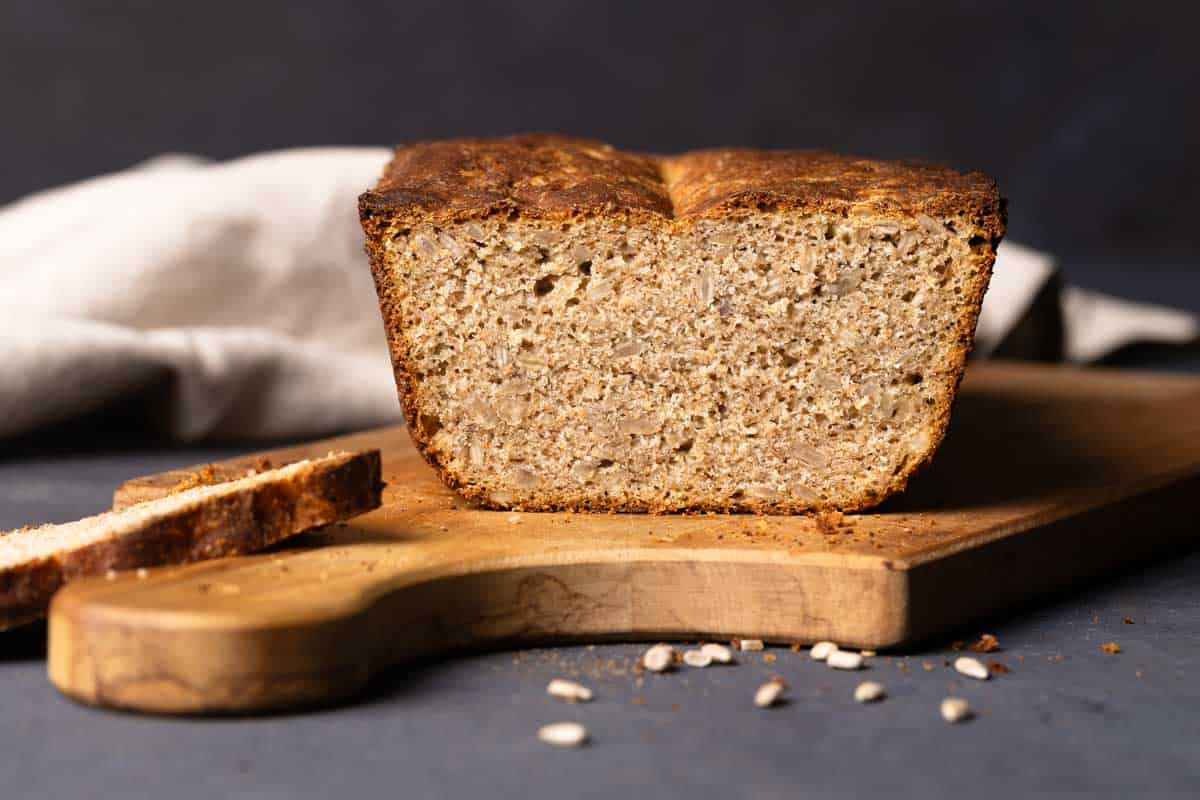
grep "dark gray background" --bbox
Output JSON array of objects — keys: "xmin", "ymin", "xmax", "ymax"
[
  {"xmin": 2, "ymin": 0, "xmax": 1199, "ymax": 307},
  {"xmin": 1, "ymin": 448, "xmax": 1199, "ymax": 799},
  {"xmin": 2, "ymin": 4, "xmax": 1199, "ymax": 796}
]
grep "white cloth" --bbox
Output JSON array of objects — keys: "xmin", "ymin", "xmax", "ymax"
[
  {"xmin": 976, "ymin": 241, "xmax": 1199, "ymax": 362},
  {"xmin": 1, "ymin": 149, "xmax": 1196, "ymax": 441},
  {"xmin": 0, "ymin": 148, "xmax": 398, "ymax": 439}
]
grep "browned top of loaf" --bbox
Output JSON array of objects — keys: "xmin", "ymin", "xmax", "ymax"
[
  {"xmin": 360, "ymin": 134, "xmax": 672, "ymax": 223},
  {"xmin": 359, "ymin": 133, "xmax": 1004, "ymax": 235}
]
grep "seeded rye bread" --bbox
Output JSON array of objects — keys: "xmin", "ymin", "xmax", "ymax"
[
  {"xmin": 359, "ymin": 134, "xmax": 1005, "ymax": 513},
  {"xmin": 0, "ymin": 450, "xmax": 383, "ymax": 630}
]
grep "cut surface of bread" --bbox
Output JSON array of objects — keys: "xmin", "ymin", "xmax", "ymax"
[
  {"xmin": 359, "ymin": 135, "xmax": 1005, "ymax": 513},
  {"xmin": 0, "ymin": 449, "xmax": 383, "ymax": 630}
]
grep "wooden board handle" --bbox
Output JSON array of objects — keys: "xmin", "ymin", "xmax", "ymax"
[{"xmin": 47, "ymin": 522, "xmax": 903, "ymax": 713}]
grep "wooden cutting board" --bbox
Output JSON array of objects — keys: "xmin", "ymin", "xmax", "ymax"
[{"xmin": 47, "ymin": 362, "xmax": 1200, "ymax": 714}]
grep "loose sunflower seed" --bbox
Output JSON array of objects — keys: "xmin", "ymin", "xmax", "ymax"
[
  {"xmin": 940, "ymin": 697, "xmax": 972, "ymax": 723},
  {"xmin": 538, "ymin": 722, "xmax": 589, "ymax": 747},
  {"xmin": 954, "ymin": 656, "xmax": 990, "ymax": 680},
  {"xmin": 854, "ymin": 681, "xmax": 886, "ymax": 703},
  {"xmin": 739, "ymin": 639, "xmax": 765, "ymax": 652},
  {"xmin": 754, "ymin": 679, "xmax": 786, "ymax": 708},
  {"xmin": 642, "ymin": 643, "xmax": 675, "ymax": 673},
  {"xmin": 701, "ymin": 643, "xmax": 733, "ymax": 664},
  {"xmin": 827, "ymin": 650, "xmax": 864, "ymax": 670},
  {"xmin": 683, "ymin": 650, "xmax": 713, "ymax": 668},
  {"xmin": 810, "ymin": 641, "xmax": 838, "ymax": 661},
  {"xmin": 546, "ymin": 679, "xmax": 593, "ymax": 703}
]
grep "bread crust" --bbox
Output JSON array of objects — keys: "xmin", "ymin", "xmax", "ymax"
[
  {"xmin": 360, "ymin": 133, "xmax": 1003, "ymax": 235},
  {"xmin": 359, "ymin": 133, "xmax": 672, "ymax": 227},
  {"xmin": 0, "ymin": 450, "xmax": 383, "ymax": 630},
  {"xmin": 359, "ymin": 134, "xmax": 1006, "ymax": 513},
  {"xmin": 662, "ymin": 148, "xmax": 1004, "ymax": 237}
]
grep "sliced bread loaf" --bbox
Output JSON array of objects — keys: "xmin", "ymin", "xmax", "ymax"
[
  {"xmin": 0, "ymin": 449, "xmax": 382, "ymax": 630},
  {"xmin": 359, "ymin": 134, "xmax": 1005, "ymax": 512}
]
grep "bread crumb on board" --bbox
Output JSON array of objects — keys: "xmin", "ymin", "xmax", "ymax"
[{"xmin": 170, "ymin": 465, "xmax": 219, "ymax": 493}]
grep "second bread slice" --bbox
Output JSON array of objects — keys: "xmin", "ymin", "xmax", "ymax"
[{"xmin": 0, "ymin": 449, "xmax": 383, "ymax": 630}]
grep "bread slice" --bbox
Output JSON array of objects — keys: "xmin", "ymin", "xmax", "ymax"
[
  {"xmin": 0, "ymin": 449, "xmax": 383, "ymax": 629},
  {"xmin": 359, "ymin": 134, "xmax": 1005, "ymax": 513}
]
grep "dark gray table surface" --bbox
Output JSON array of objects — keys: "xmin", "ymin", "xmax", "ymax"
[{"xmin": 2, "ymin": 440, "xmax": 1199, "ymax": 800}]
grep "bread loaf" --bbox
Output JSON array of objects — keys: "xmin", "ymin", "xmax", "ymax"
[
  {"xmin": 359, "ymin": 134, "xmax": 1004, "ymax": 512},
  {"xmin": 0, "ymin": 450, "xmax": 383, "ymax": 629}
]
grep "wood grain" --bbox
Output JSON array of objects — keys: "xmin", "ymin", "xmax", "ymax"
[{"xmin": 47, "ymin": 362, "xmax": 1200, "ymax": 714}]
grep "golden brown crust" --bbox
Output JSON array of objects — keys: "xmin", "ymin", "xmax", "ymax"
[
  {"xmin": 360, "ymin": 134, "xmax": 1006, "ymax": 514},
  {"xmin": 0, "ymin": 450, "xmax": 383, "ymax": 630},
  {"xmin": 360, "ymin": 133, "xmax": 1004, "ymax": 239},
  {"xmin": 359, "ymin": 133, "xmax": 672, "ymax": 227},
  {"xmin": 661, "ymin": 148, "xmax": 1005, "ymax": 236}
]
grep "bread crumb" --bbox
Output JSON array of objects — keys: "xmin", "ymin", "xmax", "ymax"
[
  {"xmin": 987, "ymin": 661, "xmax": 1010, "ymax": 674},
  {"xmin": 171, "ymin": 465, "xmax": 219, "ymax": 493},
  {"xmin": 1122, "ymin": 616, "xmax": 1135, "ymax": 624},
  {"xmin": 970, "ymin": 633, "xmax": 999, "ymax": 653},
  {"xmin": 1101, "ymin": 642, "xmax": 1121, "ymax": 654},
  {"xmin": 763, "ymin": 653, "xmax": 777, "ymax": 664},
  {"xmin": 950, "ymin": 640, "xmax": 966, "ymax": 651},
  {"xmin": 814, "ymin": 511, "xmax": 845, "ymax": 536}
]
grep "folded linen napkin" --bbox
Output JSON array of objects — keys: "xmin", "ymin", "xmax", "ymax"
[{"xmin": 1, "ymin": 149, "xmax": 1196, "ymax": 441}]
